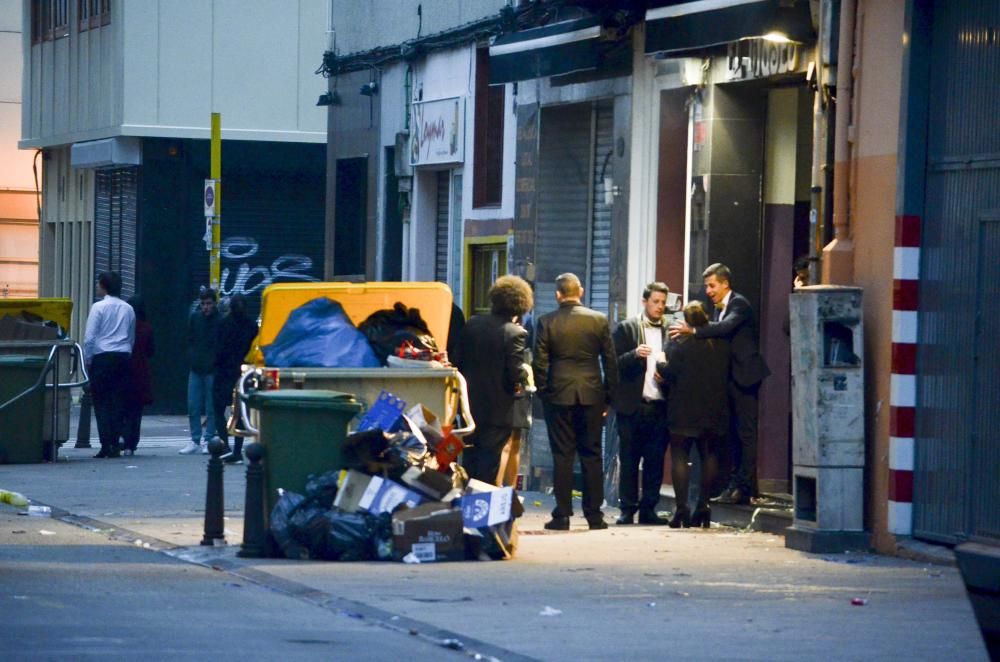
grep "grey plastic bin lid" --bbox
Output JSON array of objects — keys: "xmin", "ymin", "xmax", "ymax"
[{"xmin": 246, "ymin": 389, "xmax": 362, "ymax": 412}]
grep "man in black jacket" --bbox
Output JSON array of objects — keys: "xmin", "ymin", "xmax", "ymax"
[
  {"xmin": 669, "ymin": 263, "xmax": 770, "ymax": 504},
  {"xmin": 454, "ymin": 275, "xmax": 533, "ymax": 484},
  {"xmin": 612, "ymin": 282, "xmax": 671, "ymax": 525},
  {"xmin": 533, "ymin": 273, "xmax": 619, "ymax": 530}
]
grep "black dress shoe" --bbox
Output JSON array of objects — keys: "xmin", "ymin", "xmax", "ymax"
[
  {"xmin": 615, "ymin": 512, "xmax": 635, "ymax": 525},
  {"xmin": 106, "ymin": 447, "xmax": 122, "ymax": 459},
  {"xmin": 93, "ymin": 448, "xmax": 109, "ymax": 459},
  {"xmin": 544, "ymin": 517, "xmax": 570, "ymax": 531},
  {"xmin": 637, "ymin": 511, "xmax": 669, "ymax": 526},
  {"xmin": 587, "ymin": 518, "xmax": 608, "ymax": 530}
]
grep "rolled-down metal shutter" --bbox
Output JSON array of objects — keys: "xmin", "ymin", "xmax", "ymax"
[
  {"xmin": 94, "ymin": 167, "xmax": 138, "ymax": 298},
  {"xmin": 536, "ymin": 104, "xmax": 592, "ymax": 317},
  {"xmin": 914, "ymin": 0, "xmax": 1000, "ymax": 545},
  {"xmin": 188, "ymin": 167, "xmax": 325, "ymax": 317},
  {"xmin": 436, "ymin": 170, "xmax": 450, "ymax": 284},
  {"xmin": 535, "ymin": 100, "xmax": 614, "ymax": 317},
  {"xmin": 589, "ymin": 100, "xmax": 614, "ymax": 316}
]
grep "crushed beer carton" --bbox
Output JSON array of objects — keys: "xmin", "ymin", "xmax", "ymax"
[
  {"xmin": 334, "ymin": 470, "xmax": 425, "ymax": 515},
  {"xmin": 391, "ymin": 502, "xmax": 465, "ymax": 562},
  {"xmin": 460, "ymin": 481, "xmax": 514, "ymax": 529}
]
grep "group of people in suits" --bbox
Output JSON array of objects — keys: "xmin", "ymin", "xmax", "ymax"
[{"xmin": 455, "ymin": 262, "xmax": 769, "ymax": 532}]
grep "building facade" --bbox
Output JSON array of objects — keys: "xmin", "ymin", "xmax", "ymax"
[
  {"xmin": 1, "ymin": 0, "xmax": 38, "ymax": 298},
  {"xmin": 20, "ymin": 0, "xmax": 329, "ymax": 411}
]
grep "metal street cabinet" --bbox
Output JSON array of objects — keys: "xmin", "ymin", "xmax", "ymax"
[{"xmin": 786, "ymin": 286, "xmax": 868, "ymax": 553}]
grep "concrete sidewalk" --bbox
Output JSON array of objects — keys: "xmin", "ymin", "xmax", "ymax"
[{"xmin": 0, "ymin": 413, "xmax": 989, "ymax": 661}]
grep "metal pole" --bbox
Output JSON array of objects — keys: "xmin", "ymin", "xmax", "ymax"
[
  {"xmin": 200, "ymin": 437, "xmax": 227, "ymax": 546},
  {"xmin": 75, "ymin": 386, "xmax": 93, "ymax": 448},
  {"xmin": 238, "ymin": 442, "xmax": 268, "ymax": 558},
  {"xmin": 210, "ymin": 113, "xmax": 222, "ymax": 292}
]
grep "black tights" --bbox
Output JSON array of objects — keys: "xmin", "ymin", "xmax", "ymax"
[{"xmin": 670, "ymin": 432, "xmax": 719, "ymax": 513}]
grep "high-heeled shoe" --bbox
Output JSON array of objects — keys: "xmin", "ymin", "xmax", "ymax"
[
  {"xmin": 668, "ymin": 507, "xmax": 691, "ymax": 529},
  {"xmin": 690, "ymin": 505, "xmax": 712, "ymax": 529}
]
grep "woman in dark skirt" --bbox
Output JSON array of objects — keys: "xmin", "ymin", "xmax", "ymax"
[
  {"xmin": 659, "ymin": 301, "xmax": 730, "ymax": 528},
  {"xmin": 122, "ymin": 297, "xmax": 154, "ymax": 455}
]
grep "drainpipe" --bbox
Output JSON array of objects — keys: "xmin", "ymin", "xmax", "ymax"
[{"xmin": 822, "ymin": 0, "xmax": 855, "ymax": 284}]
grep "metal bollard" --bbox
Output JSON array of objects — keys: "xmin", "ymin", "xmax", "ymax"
[
  {"xmin": 238, "ymin": 442, "xmax": 267, "ymax": 558},
  {"xmin": 200, "ymin": 438, "xmax": 227, "ymax": 546},
  {"xmin": 74, "ymin": 387, "xmax": 93, "ymax": 449}
]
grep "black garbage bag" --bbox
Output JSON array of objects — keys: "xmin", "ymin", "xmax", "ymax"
[
  {"xmin": 367, "ymin": 511, "xmax": 394, "ymax": 561},
  {"xmin": 358, "ymin": 302, "xmax": 439, "ymax": 365},
  {"xmin": 303, "ymin": 470, "xmax": 341, "ymax": 509},
  {"xmin": 289, "ymin": 503, "xmax": 330, "ymax": 557},
  {"xmin": 269, "ymin": 491, "xmax": 309, "ymax": 560},
  {"xmin": 323, "ymin": 510, "xmax": 375, "ymax": 561}
]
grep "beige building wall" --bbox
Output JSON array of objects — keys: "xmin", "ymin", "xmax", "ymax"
[
  {"xmin": 0, "ymin": 0, "xmax": 38, "ymax": 297},
  {"xmin": 847, "ymin": 0, "xmax": 906, "ymax": 553}
]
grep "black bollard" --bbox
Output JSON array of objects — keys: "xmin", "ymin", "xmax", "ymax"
[
  {"xmin": 238, "ymin": 442, "xmax": 268, "ymax": 558},
  {"xmin": 200, "ymin": 437, "xmax": 227, "ymax": 546},
  {"xmin": 74, "ymin": 387, "xmax": 93, "ymax": 449}
]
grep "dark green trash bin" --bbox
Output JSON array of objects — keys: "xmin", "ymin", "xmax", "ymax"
[
  {"xmin": 246, "ymin": 389, "xmax": 363, "ymax": 515},
  {"xmin": 0, "ymin": 356, "xmax": 47, "ymax": 464}
]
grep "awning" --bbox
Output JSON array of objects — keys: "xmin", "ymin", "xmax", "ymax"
[
  {"xmin": 489, "ymin": 16, "xmax": 605, "ymax": 84},
  {"xmin": 644, "ymin": 0, "xmax": 814, "ymax": 55}
]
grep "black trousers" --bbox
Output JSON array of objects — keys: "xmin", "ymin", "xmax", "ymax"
[
  {"xmin": 89, "ymin": 352, "xmax": 131, "ymax": 452},
  {"xmin": 463, "ymin": 424, "xmax": 514, "ymax": 485},
  {"xmin": 121, "ymin": 400, "xmax": 144, "ymax": 452},
  {"xmin": 729, "ymin": 382, "xmax": 760, "ymax": 493},
  {"xmin": 616, "ymin": 400, "xmax": 668, "ymax": 514},
  {"xmin": 212, "ymin": 374, "xmax": 233, "ymax": 445},
  {"xmin": 544, "ymin": 402, "xmax": 605, "ymax": 521}
]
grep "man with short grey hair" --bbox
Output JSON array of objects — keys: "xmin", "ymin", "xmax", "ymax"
[{"xmin": 533, "ymin": 273, "xmax": 619, "ymax": 530}]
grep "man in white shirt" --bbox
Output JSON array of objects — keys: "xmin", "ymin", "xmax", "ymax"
[
  {"xmin": 611, "ymin": 282, "xmax": 671, "ymax": 525},
  {"xmin": 83, "ymin": 272, "xmax": 136, "ymax": 459}
]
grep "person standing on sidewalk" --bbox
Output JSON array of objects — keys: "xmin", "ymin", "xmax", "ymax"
[
  {"xmin": 659, "ymin": 301, "xmax": 730, "ymax": 528},
  {"xmin": 212, "ymin": 294, "xmax": 258, "ymax": 464},
  {"xmin": 121, "ymin": 297, "xmax": 154, "ymax": 456},
  {"xmin": 669, "ymin": 263, "xmax": 770, "ymax": 504},
  {"xmin": 611, "ymin": 282, "xmax": 671, "ymax": 526},
  {"xmin": 533, "ymin": 273, "xmax": 619, "ymax": 531},
  {"xmin": 454, "ymin": 275, "xmax": 532, "ymax": 484},
  {"xmin": 83, "ymin": 271, "xmax": 135, "ymax": 459},
  {"xmin": 180, "ymin": 287, "xmax": 220, "ymax": 455}
]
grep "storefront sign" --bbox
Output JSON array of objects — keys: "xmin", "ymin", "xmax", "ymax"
[
  {"xmin": 726, "ymin": 39, "xmax": 801, "ymax": 81},
  {"xmin": 410, "ymin": 97, "xmax": 465, "ymax": 166}
]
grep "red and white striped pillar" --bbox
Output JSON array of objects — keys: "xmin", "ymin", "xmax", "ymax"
[{"xmin": 888, "ymin": 214, "xmax": 920, "ymax": 535}]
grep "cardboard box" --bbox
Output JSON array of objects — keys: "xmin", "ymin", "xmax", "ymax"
[
  {"xmin": 460, "ymin": 486, "xmax": 514, "ymax": 528},
  {"xmin": 401, "ymin": 465, "xmax": 454, "ymax": 500},
  {"xmin": 358, "ymin": 475, "xmax": 425, "ymax": 515},
  {"xmin": 333, "ymin": 470, "xmax": 425, "ymax": 515},
  {"xmin": 391, "ymin": 503, "xmax": 465, "ymax": 562}
]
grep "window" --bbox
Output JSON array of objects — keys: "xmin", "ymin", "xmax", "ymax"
[
  {"xmin": 31, "ymin": 0, "xmax": 70, "ymax": 44},
  {"xmin": 473, "ymin": 47, "xmax": 505, "ymax": 208},
  {"xmin": 78, "ymin": 0, "xmax": 111, "ymax": 32}
]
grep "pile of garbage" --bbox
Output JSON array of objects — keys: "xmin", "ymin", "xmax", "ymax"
[{"xmin": 268, "ymin": 392, "xmax": 520, "ymax": 563}]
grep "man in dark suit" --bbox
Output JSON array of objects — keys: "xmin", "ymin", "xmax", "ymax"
[
  {"xmin": 454, "ymin": 275, "xmax": 533, "ymax": 484},
  {"xmin": 612, "ymin": 282, "xmax": 671, "ymax": 525},
  {"xmin": 533, "ymin": 273, "xmax": 619, "ymax": 530},
  {"xmin": 669, "ymin": 263, "xmax": 770, "ymax": 504}
]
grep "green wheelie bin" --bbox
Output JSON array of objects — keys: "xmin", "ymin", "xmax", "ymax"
[
  {"xmin": 0, "ymin": 355, "xmax": 48, "ymax": 464},
  {"xmin": 246, "ymin": 389, "xmax": 363, "ymax": 516}
]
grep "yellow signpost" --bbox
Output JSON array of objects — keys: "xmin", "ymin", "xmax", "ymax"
[{"xmin": 210, "ymin": 112, "xmax": 222, "ymax": 292}]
